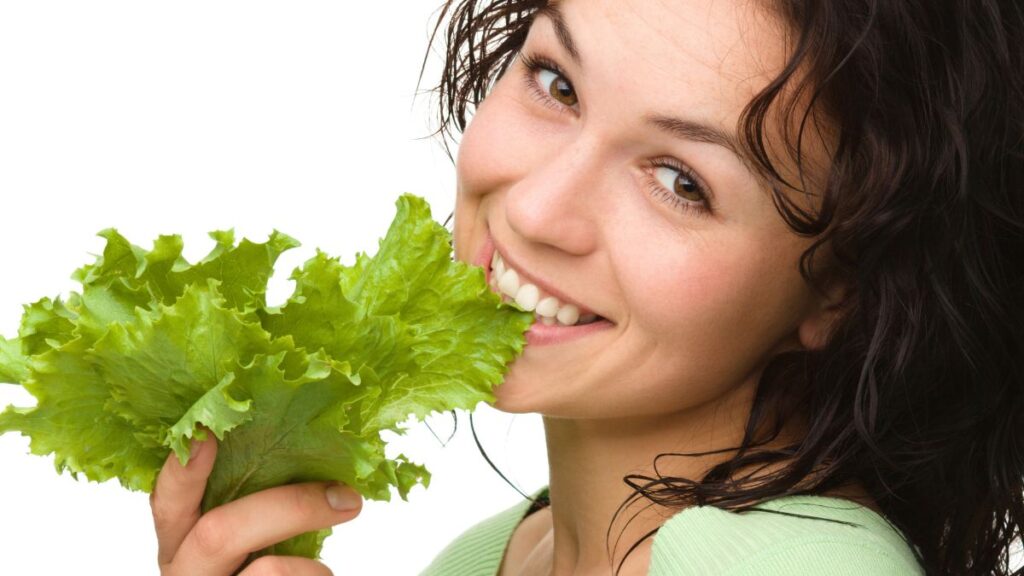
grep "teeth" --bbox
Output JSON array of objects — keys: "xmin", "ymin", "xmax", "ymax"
[
  {"xmin": 498, "ymin": 268, "xmax": 520, "ymax": 298},
  {"xmin": 491, "ymin": 250, "xmax": 604, "ymax": 327},
  {"xmin": 492, "ymin": 251, "xmax": 505, "ymax": 278},
  {"xmin": 555, "ymin": 304, "xmax": 580, "ymax": 326},
  {"xmin": 535, "ymin": 296, "xmax": 559, "ymax": 318},
  {"xmin": 514, "ymin": 283, "xmax": 540, "ymax": 311}
]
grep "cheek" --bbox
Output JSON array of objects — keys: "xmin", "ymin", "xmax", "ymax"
[
  {"xmin": 452, "ymin": 99, "xmax": 511, "ymax": 263},
  {"xmin": 457, "ymin": 96, "xmax": 527, "ymax": 199},
  {"xmin": 628, "ymin": 236, "xmax": 808, "ymax": 384},
  {"xmin": 454, "ymin": 110, "xmax": 495, "ymax": 200},
  {"xmin": 453, "ymin": 88, "xmax": 555, "ymax": 262},
  {"xmin": 451, "ymin": 99, "xmax": 506, "ymax": 263}
]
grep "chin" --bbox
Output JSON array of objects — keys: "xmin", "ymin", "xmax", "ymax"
[
  {"xmin": 490, "ymin": 378, "xmax": 536, "ymax": 414},
  {"xmin": 491, "ymin": 375, "xmax": 584, "ymax": 418}
]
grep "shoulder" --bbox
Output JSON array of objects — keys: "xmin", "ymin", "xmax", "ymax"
[
  {"xmin": 419, "ymin": 488, "xmax": 545, "ymax": 576},
  {"xmin": 648, "ymin": 496, "xmax": 925, "ymax": 576}
]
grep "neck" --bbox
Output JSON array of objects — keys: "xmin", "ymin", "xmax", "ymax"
[{"xmin": 540, "ymin": 374, "xmax": 786, "ymax": 575}]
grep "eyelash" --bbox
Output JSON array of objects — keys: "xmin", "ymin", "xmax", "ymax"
[{"xmin": 518, "ymin": 51, "xmax": 714, "ymax": 219}]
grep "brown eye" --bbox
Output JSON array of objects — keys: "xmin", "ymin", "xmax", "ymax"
[
  {"xmin": 538, "ymin": 69, "xmax": 578, "ymax": 106},
  {"xmin": 654, "ymin": 166, "xmax": 703, "ymax": 202}
]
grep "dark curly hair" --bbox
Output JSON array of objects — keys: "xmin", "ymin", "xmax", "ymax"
[{"xmin": 417, "ymin": 1, "xmax": 1024, "ymax": 574}]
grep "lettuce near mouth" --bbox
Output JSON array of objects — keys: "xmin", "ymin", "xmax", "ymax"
[{"xmin": 0, "ymin": 193, "xmax": 533, "ymax": 559}]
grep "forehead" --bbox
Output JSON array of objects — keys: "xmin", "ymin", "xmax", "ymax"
[{"xmin": 541, "ymin": 0, "xmax": 790, "ymax": 130}]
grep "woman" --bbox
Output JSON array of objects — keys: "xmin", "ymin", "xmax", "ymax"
[{"xmin": 149, "ymin": 0, "xmax": 1023, "ymax": 574}]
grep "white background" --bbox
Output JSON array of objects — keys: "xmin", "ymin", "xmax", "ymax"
[
  {"xmin": 2, "ymin": 2, "xmax": 1020, "ymax": 574},
  {"xmin": 0, "ymin": 2, "xmax": 549, "ymax": 574}
]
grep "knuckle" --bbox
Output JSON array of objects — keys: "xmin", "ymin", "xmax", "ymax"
[
  {"xmin": 291, "ymin": 483, "xmax": 326, "ymax": 518},
  {"xmin": 191, "ymin": 511, "xmax": 231, "ymax": 558},
  {"xmin": 150, "ymin": 496, "xmax": 186, "ymax": 532}
]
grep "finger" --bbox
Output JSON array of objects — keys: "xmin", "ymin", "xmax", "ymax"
[
  {"xmin": 171, "ymin": 481, "xmax": 362, "ymax": 576},
  {"xmin": 151, "ymin": 434, "xmax": 219, "ymax": 566},
  {"xmin": 238, "ymin": 555, "xmax": 334, "ymax": 576}
]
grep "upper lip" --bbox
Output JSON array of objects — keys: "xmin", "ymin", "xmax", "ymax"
[{"xmin": 488, "ymin": 238, "xmax": 607, "ymax": 320}]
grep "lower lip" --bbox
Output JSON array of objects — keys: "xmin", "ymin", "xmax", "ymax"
[
  {"xmin": 522, "ymin": 314, "xmax": 616, "ymax": 346},
  {"xmin": 475, "ymin": 229, "xmax": 615, "ymax": 347}
]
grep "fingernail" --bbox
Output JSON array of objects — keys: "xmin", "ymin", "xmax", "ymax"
[{"xmin": 326, "ymin": 484, "xmax": 361, "ymax": 511}]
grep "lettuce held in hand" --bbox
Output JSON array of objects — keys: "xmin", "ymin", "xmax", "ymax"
[{"xmin": 0, "ymin": 193, "xmax": 533, "ymax": 559}]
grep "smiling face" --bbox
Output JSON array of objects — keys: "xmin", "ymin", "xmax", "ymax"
[{"xmin": 452, "ymin": 0, "xmax": 841, "ymax": 422}]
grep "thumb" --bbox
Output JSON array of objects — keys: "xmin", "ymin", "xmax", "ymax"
[{"xmin": 151, "ymin": 432, "xmax": 219, "ymax": 566}]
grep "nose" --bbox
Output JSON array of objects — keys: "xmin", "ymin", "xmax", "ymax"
[{"xmin": 503, "ymin": 134, "xmax": 605, "ymax": 256}]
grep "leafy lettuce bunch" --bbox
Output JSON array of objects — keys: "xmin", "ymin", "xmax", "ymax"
[{"xmin": 0, "ymin": 193, "xmax": 533, "ymax": 559}]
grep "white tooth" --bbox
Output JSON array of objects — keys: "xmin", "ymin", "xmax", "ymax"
[
  {"xmin": 498, "ymin": 268, "xmax": 520, "ymax": 298},
  {"xmin": 495, "ymin": 255, "xmax": 506, "ymax": 278},
  {"xmin": 540, "ymin": 315, "xmax": 556, "ymax": 325},
  {"xmin": 491, "ymin": 251, "xmax": 499, "ymax": 269},
  {"xmin": 556, "ymin": 303, "xmax": 579, "ymax": 326},
  {"xmin": 535, "ymin": 296, "xmax": 560, "ymax": 317},
  {"xmin": 515, "ymin": 283, "xmax": 540, "ymax": 311}
]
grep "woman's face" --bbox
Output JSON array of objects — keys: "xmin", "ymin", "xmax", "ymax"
[{"xmin": 453, "ymin": 0, "xmax": 839, "ymax": 420}]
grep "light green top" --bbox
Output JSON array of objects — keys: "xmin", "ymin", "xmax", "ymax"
[{"xmin": 420, "ymin": 486, "xmax": 925, "ymax": 575}]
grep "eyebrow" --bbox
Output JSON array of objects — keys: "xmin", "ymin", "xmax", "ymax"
[{"xmin": 533, "ymin": 5, "xmax": 747, "ymax": 162}]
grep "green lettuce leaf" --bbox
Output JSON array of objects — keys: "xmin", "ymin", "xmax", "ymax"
[{"xmin": 0, "ymin": 193, "xmax": 533, "ymax": 562}]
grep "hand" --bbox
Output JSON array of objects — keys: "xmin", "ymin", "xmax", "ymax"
[{"xmin": 150, "ymin": 434, "xmax": 363, "ymax": 575}]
